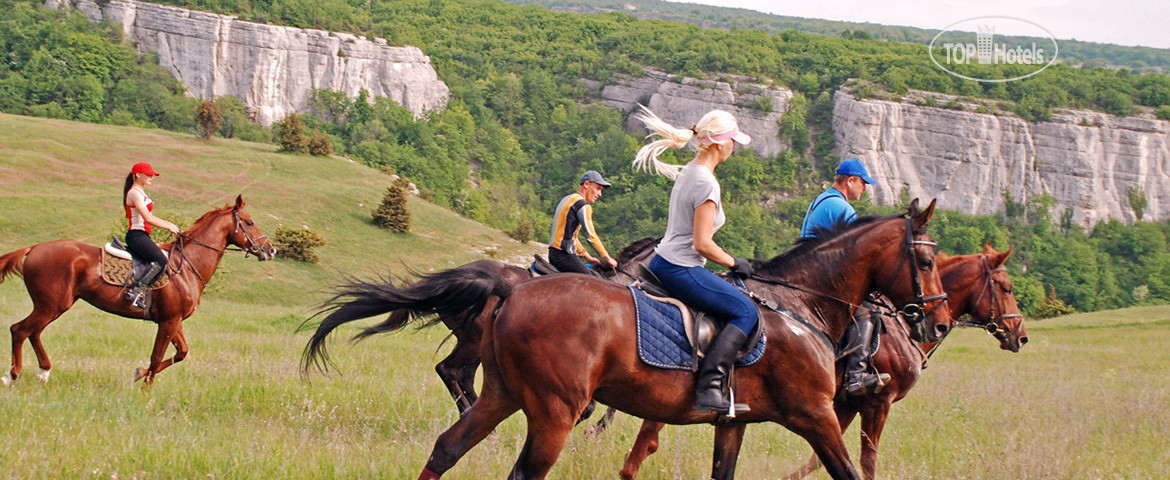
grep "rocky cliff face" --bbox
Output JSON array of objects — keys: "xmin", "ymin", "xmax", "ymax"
[
  {"xmin": 833, "ymin": 91, "xmax": 1170, "ymax": 225},
  {"xmin": 583, "ymin": 69, "xmax": 793, "ymax": 157},
  {"xmin": 47, "ymin": 0, "xmax": 449, "ymax": 125}
]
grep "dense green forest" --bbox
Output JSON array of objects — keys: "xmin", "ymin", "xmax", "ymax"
[
  {"xmin": 508, "ymin": 0, "xmax": 1170, "ymax": 72},
  {"xmin": 1, "ymin": 0, "xmax": 1168, "ymax": 318}
]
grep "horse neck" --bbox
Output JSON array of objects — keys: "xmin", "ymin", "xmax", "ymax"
[
  {"xmin": 939, "ymin": 254, "xmax": 984, "ymax": 322},
  {"xmin": 174, "ymin": 211, "xmax": 233, "ymax": 283},
  {"xmin": 765, "ymin": 223, "xmax": 898, "ymax": 341}
]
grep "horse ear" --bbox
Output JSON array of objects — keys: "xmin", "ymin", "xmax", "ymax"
[
  {"xmin": 234, "ymin": 194, "xmax": 245, "ymax": 210},
  {"xmin": 907, "ymin": 198, "xmax": 921, "ymax": 216},
  {"xmin": 982, "ymin": 241, "xmax": 996, "ymax": 255},
  {"xmin": 995, "ymin": 246, "xmax": 1014, "ymax": 267},
  {"xmin": 912, "ymin": 198, "xmax": 936, "ymax": 229}
]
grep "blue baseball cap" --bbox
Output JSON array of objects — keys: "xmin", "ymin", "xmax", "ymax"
[
  {"xmin": 579, "ymin": 170, "xmax": 611, "ymax": 188},
  {"xmin": 837, "ymin": 158, "xmax": 876, "ymax": 184}
]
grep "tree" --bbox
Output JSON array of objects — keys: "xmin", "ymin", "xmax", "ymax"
[
  {"xmin": 372, "ymin": 176, "xmax": 412, "ymax": 233},
  {"xmin": 271, "ymin": 226, "xmax": 327, "ymax": 263},
  {"xmin": 307, "ymin": 129, "xmax": 333, "ymax": 156},
  {"xmin": 195, "ymin": 99, "xmax": 222, "ymax": 139},
  {"xmin": 1127, "ymin": 186, "xmax": 1148, "ymax": 221},
  {"xmin": 276, "ymin": 112, "xmax": 309, "ymax": 153}
]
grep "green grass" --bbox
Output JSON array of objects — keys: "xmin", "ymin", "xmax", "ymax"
[{"xmin": 2, "ymin": 115, "xmax": 1169, "ymax": 478}]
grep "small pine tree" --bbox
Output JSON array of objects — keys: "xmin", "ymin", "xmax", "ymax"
[
  {"xmin": 276, "ymin": 113, "xmax": 309, "ymax": 153},
  {"xmin": 372, "ymin": 176, "xmax": 412, "ymax": 233},
  {"xmin": 509, "ymin": 216, "xmax": 534, "ymax": 243},
  {"xmin": 307, "ymin": 129, "xmax": 333, "ymax": 156},
  {"xmin": 195, "ymin": 99, "xmax": 222, "ymax": 139},
  {"xmin": 271, "ymin": 226, "xmax": 327, "ymax": 263},
  {"xmin": 1034, "ymin": 285, "xmax": 1076, "ymax": 319}
]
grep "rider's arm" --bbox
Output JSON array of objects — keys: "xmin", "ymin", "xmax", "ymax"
[
  {"xmin": 577, "ymin": 204, "xmax": 616, "ymax": 267},
  {"xmin": 128, "ymin": 190, "xmax": 180, "ymax": 235},
  {"xmin": 693, "ymin": 200, "xmax": 735, "ymax": 269}
]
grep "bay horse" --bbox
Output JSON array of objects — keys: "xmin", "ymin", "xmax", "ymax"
[
  {"xmin": 304, "ymin": 199, "xmax": 953, "ymax": 480},
  {"xmin": 616, "ymin": 242, "xmax": 1028, "ymax": 480},
  {"xmin": 304, "ymin": 236, "xmax": 659, "ymax": 413},
  {"xmin": 0, "ymin": 195, "xmax": 276, "ymax": 386}
]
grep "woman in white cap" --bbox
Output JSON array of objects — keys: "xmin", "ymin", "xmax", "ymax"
[
  {"xmin": 122, "ymin": 162, "xmax": 180, "ymax": 309},
  {"xmin": 633, "ymin": 107, "xmax": 757, "ymax": 413}
]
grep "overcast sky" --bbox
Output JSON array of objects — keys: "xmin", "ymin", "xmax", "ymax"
[{"xmin": 673, "ymin": 0, "xmax": 1169, "ymax": 49}]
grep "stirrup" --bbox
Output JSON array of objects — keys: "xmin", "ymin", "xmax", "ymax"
[
  {"xmin": 131, "ymin": 293, "xmax": 147, "ymax": 310},
  {"xmin": 845, "ymin": 372, "xmax": 891, "ymax": 396}
]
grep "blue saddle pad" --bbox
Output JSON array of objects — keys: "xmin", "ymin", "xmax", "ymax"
[{"xmin": 629, "ymin": 285, "xmax": 765, "ymax": 371}]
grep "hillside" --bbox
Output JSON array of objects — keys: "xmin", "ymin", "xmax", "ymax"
[
  {"xmin": 0, "ymin": 113, "xmax": 545, "ymax": 307},
  {"xmin": 508, "ymin": 0, "xmax": 1170, "ymax": 71}
]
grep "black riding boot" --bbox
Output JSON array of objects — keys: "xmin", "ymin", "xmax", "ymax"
[
  {"xmin": 842, "ymin": 311, "xmax": 890, "ymax": 397},
  {"xmin": 694, "ymin": 326, "xmax": 749, "ymax": 413},
  {"xmin": 124, "ymin": 262, "xmax": 164, "ymax": 310}
]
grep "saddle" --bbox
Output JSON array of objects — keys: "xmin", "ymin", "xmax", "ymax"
[
  {"xmin": 529, "ymin": 254, "xmax": 559, "ymax": 276},
  {"xmin": 632, "ymin": 264, "xmax": 764, "ymax": 366},
  {"xmin": 100, "ymin": 237, "xmax": 170, "ymax": 289}
]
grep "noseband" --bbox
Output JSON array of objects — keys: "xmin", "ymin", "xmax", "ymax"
[
  {"xmin": 973, "ymin": 255, "xmax": 1024, "ymax": 342},
  {"xmin": 230, "ymin": 210, "xmax": 270, "ymax": 258}
]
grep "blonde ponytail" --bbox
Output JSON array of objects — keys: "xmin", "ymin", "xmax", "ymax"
[{"xmin": 632, "ymin": 105, "xmax": 694, "ymax": 180}]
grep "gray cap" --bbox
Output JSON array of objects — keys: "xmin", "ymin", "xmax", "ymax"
[{"xmin": 579, "ymin": 170, "xmax": 611, "ymax": 188}]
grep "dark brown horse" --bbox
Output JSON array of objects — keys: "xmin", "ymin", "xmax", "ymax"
[
  {"xmin": 0, "ymin": 195, "xmax": 276, "ymax": 386},
  {"xmin": 617, "ymin": 242, "xmax": 1028, "ymax": 480},
  {"xmin": 304, "ymin": 200, "xmax": 952, "ymax": 480},
  {"xmin": 305, "ymin": 237, "xmax": 659, "ymax": 412}
]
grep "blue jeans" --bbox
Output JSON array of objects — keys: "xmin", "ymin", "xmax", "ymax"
[{"xmin": 648, "ymin": 254, "xmax": 758, "ymax": 335}]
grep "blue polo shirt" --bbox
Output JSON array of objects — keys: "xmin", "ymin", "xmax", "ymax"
[{"xmin": 799, "ymin": 187, "xmax": 857, "ymax": 240}]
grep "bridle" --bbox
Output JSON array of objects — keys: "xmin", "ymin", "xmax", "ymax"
[
  {"xmin": 169, "ymin": 210, "xmax": 270, "ymax": 287},
  {"xmin": 971, "ymin": 255, "xmax": 1024, "ymax": 343},
  {"xmin": 877, "ymin": 215, "xmax": 949, "ymax": 341}
]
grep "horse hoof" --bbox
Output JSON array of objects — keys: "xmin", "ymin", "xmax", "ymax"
[
  {"xmin": 132, "ymin": 367, "xmax": 148, "ymax": 382},
  {"xmin": 35, "ymin": 369, "xmax": 50, "ymax": 384},
  {"xmin": 1, "ymin": 373, "xmax": 12, "ymax": 387}
]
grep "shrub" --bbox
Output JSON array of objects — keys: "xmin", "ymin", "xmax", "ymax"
[
  {"xmin": 1156, "ymin": 105, "xmax": 1170, "ymax": 121},
  {"xmin": 276, "ymin": 113, "xmax": 309, "ymax": 153},
  {"xmin": 272, "ymin": 226, "xmax": 327, "ymax": 263},
  {"xmin": 509, "ymin": 216, "xmax": 534, "ymax": 243},
  {"xmin": 195, "ymin": 99, "xmax": 221, "ymax": 139},
  {"xmin": 372, "ymin": 176, "xmax": 412, "ymax": 233},
  {"xmin": 307, "ymin": 129, "xmax": 333, "ymax": 156}
]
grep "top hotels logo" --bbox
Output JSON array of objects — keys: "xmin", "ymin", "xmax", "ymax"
[{"xmin": 929, "ymin": 17, "xmax": 1060, "ymax": 83}]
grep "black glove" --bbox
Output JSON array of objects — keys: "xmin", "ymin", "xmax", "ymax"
[{"xmin": 731, "ymin": 257, "xmax": 754, "ymax": 278}]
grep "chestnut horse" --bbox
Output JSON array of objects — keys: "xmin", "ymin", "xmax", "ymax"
[
  {"xmin": 0, "ymin": 195, "xmax": 276, "ymax": 385},
  {"xmin": 304, "ymin": 200, "xmax": 952, "ymax": 480},
  {"xmin": 306, "ymin": 236, "xmax": 658, "ymax": 413},
  {"xmin": 617, "ymin": 242, "xmax": 1028, "ymax": 480}
]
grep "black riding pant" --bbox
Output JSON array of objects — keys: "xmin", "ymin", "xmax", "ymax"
[
  {"xmin": 125, "ymin": 230, "xmax": 168, "ymax": 266},
  {"xmin": 547, "ymin": 246, "xmax": 593, "ymax": 275}
]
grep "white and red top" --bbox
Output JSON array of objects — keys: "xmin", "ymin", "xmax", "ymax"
[{"xmin": 126, "ymin": 188, "xmax": 154, "ymax": 233}]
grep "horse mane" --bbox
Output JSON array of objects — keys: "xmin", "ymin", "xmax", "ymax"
[
  {"xmin": 756, "ymin": 213, "xmax": 903, "ymax": 277},
  {"xmin": 181, "ymin": 203, "xmax": 235, "ymax": 237},
  {"xmin": 616, "ymin": 236, "xmax": 660, "ymax": 264}
]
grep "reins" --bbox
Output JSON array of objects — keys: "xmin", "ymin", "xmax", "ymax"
[
  {"xmin": 969, "ymin": 255, "xmax": 1025, "ymax": 342},
  {"xmin": 168, "ymin": 210, "xmax": 266, "ymax": 288}
]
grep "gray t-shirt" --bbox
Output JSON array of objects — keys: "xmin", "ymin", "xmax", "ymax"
[{"xmin": 655, "ymin": 162, "xmax": 725, "ymax": 267}]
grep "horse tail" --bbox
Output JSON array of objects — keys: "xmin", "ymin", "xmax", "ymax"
[
  {"xmin": 300, "ymin": 266, "xmax": 512, "ymax": 374},
  {"xmin": 0, "ymin": 247, "xmax": 32, "ymax": 283}
]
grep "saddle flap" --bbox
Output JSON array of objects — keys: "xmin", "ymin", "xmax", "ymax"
[{"xmin": 531, "ymin": 254, "xmax": 559, "ymax": 276}]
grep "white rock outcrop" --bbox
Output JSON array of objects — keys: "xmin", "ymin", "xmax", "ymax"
[
  {"xmin": 584, "ymin": 69, "xmax": 793, "ymax": 157},
  {"xmin": 833, "ymin": 91, "xmax": 1170, "ymax": 225},
  {"xmin": 48, "ymin": 0, "xmax": 449, "ymax": 125}
]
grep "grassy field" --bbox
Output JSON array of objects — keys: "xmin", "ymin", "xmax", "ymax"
[{"xmin": 2, "ymin": 115, "xmax": 1169, "ymax": 479}]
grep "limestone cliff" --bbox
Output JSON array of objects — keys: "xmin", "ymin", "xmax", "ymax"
[
  {"xmin": 833, "ymin": 91, "xmax": 1170, "ymax": 225},
  {"xmin": 47, "ymin": 0, "xmax": 449, "ymax": 125},
  {"xmin": 583, "ymin": 69, "xmax": 793, "ymax": 157}
]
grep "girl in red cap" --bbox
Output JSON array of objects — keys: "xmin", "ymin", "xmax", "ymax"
[{"xmin": 122, "ymin": 162, "xmax": 180, "ymax": 309}]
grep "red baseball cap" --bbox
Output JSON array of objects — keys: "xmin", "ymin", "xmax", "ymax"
[{"xmin": 131, "ymin": 162, "xmax": 160, "ymax": 176}]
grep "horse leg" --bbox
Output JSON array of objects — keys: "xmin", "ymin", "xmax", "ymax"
[
  {"xmin": 789, "ymin": 406, "xmax": 861, "ymax": 480},
  {"xmin": 619, "ymin": 420, "xmax": 665, "ymax": 480},
  {"xmin": 858, "ymin": 403, "xmax": 891, "ymax": 480},
  {"xmin": 5, "ymin": 306, "xmax": 65, "ymax": 386},
  {"xmin": 436, "ymin": 347, "xmax": 480, "ymax": 413},
  {"xmin": 784, "ymin": 407, "xmax": 859, "ymax": 480},
  {"xmin": 710, "ymin": 424, "xmax": 747, "ymax": 480},
  {"xmin": 420, "ymin": 385, "xmax": 520, "ymax": 478},
  {"xmin": 134, "ymin": 319, "xmax": 180, "ymax": 385},
  {"xmin": 148, "ymin": 323, "xmax": 190, "ymax": 379},
  {"xmin": 587, "ymin": 406, "xmax": 618, "ymax": 435},
  {"xmin": 507, "ymin": 399, "xmax": 585, "ymax": 480}
]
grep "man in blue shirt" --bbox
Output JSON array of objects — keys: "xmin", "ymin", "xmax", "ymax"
[{"xmin": 800, "ymin": 158, "xmax": 890, "ymax": 397}]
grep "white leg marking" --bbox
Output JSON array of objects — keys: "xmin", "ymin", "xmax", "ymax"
[{"xmin": 35, "ymin": 369, "xmax": 50, "ymax": 384}]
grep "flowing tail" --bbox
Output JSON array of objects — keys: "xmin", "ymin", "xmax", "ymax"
[
  {"xmin": 300, "ymin": 267, "xmax": 512, "ymax": 374},
  {"xmin": 0, "ymin": 247, "xmax": 32, "ymax": 283}
]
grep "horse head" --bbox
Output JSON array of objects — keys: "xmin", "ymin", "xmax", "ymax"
[
  {"xmin": 870, "ymin": 198, "xmax": 952, "ymax": 343},
  {"xmin": 974, "ymin": 243, "xmax": 1027, "ymax": 352},
  {"xmin": 227, "ymin": 195, "xmax": 277, "ymax": 261}
]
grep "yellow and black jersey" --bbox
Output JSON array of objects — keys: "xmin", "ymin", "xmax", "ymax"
[{"xmin": 548, "ymin": 193, "xmax": 610, "ymax": 259}]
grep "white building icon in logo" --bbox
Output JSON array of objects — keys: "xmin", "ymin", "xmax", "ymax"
[{"xmin": 977, "ymin": 26, "xmax": 994, "ymax": 64}]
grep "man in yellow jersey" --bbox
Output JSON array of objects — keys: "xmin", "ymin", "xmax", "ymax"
[{"xmin": 548, "ymin": 170, "xmax": 618, "ymax": 275}]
